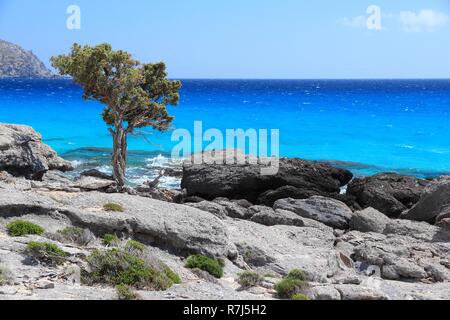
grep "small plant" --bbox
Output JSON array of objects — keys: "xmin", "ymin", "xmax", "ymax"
[
  {"xmin": 115, "ymin": 284, "xmax": 142, "ymax": 300},
  {"xmin": 125, "ymin": 240, "xmax": 146, "ymax": 252},
  {"xmin": 292, "ymin": 293, "xmax": 311, "ymax": 300},
  {"xmin": 83, "ymin": 248, "xmax": 180, "ymax": 291},
  {"xmin": 0, "ymin": 266, "xmax": 13, "ymax": 286},
  {"xmin": 185, "ymin": 255, "xmax": 224, "ymax": 279},
  {"xmin": 275, "ymin": 269, "xmax": 310, "ymax": 299},
  {"xmin": 102, "ymin": 234, "xmax": 120, "ymax": 246},
  {"xmin": 26, "ymin": 241, "xmax": 67, "ymax": 266},
  {"xmin": 52, "ymin": 227, "xmax": 93, "ymax": 246},
  {"xmin": 238, "ymin": 271, "xmax": 262, "ymax": 288},
  {"xmin": 103, "ymin": 203, "xmax": 124, "ymax": 212},
  {"xmin": 287, "ymin": 269, "xmax": 309, "ymax": 281},
  {"xmin": 163, "ymin": 265, "xmax": 182, "ymax": 284},
  {"xmin": 6, "ymin": 220, "xmax": 45, "ymax": 237}
]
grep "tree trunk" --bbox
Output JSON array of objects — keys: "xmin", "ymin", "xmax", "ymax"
[{"xmin": 112, "ymin": 127, "xmax": 127, "ymax": 190}]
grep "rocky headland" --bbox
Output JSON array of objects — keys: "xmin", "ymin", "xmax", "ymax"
[
  {"xmin": 0, "ymin": 40, "xmax": 54, "ymax": 78},
  {"xmin": 0, "ymin": 123, "xmax": 449, "ymax": 300}
]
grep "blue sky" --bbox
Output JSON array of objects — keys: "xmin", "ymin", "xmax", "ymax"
[{"xmin": 0, "ymin": 0, "xmax": 449, "ymax": 78}]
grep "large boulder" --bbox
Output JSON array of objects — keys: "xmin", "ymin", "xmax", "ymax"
[
  {"xmin": 401, "ymin": 180, "xmax": 450, "ymax": 224},
  {"xmin": 346, "ymin": 173, "xmax": 429, "ymax": 218},
  {"xmin": 181, "ymin": 150, "xmax": 353, "ymax": 203},
  {"xmin": 350, "ymin": 207, "xmax": 391, "ymax": 234},
  {"xmin": 0, "ymin": 123, "xmax": 73, "ymax": 179},
  {"xmin": 274, "ymin": 196, "xmax": 353, "ymax": 229}
]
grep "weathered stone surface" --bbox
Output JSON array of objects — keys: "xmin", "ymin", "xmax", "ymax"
[
  {"xmin": 249, "ymin": 206, "xmax": 305, "ymax": 227},
  {"xmin": 334, "ymin": 284, "xmax": 388, "ymax": 300},
  {"xmin": 274, "ymin": 196, "xmax": 353, "ymax": 230},
  {"xmin": 350, "ymin": 207, "xmax": 390, "ymax": 233},
  {"xmin": 401, "ymin": 181, "xmax": 450, "ymax": 223},
  {"xmin": 346, "ymin": 173, "xmax": 429, "ymax": 218},
  {"xmin": 257, "ymin": 185, "xmax": 319, "ymax": 206},
  {"xmin": 181, "ymin": 150, "xmax": 353, "ymax": 203},
  {"xmin": 383, "ymin": 219, "xmax": 450, "ymax": 242},
  {"xmin": 80, "ymin": 169, "xmax": 113, "ymax": 181},
  {"xmin": 213, "ymin": 199, "xmax": 250, "ymax": 219},
  {"xmin": 0, "ymin": 123, "xmax": 73, "ymax": 179},
  {"xmin": 185, "ymin": 201, "xmax": 228, "ymax": 219}
]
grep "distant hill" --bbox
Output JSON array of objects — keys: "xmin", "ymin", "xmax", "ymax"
[{"xmin": 0, "ymin": 40, "xmax": 54, "ymax": 78}]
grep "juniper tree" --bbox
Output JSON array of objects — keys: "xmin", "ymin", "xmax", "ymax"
[{"xmin": 51, "ymin": 43, "xmax": 181, "ymax": 189}]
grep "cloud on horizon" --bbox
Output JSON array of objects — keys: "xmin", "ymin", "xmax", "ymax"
[
  {"xmin": 399, "ymin": 9, "xmax": 450, "ymax": 32},
  {"xmin": 339, "ymin": 9, "xmax": 450, "ymax": 32}
]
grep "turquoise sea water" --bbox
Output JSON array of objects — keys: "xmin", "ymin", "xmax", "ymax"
[{"xmin": 1, "ymin": 78, "xmax": 449, "ymax": 186}]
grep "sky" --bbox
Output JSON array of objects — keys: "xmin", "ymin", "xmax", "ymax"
[{"xmin": 0, "ymin": 0, "xmax": 449, "ymax": 79}]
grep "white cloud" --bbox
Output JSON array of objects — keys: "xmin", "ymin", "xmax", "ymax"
[
  {"xmin": 399, "ymin": 9, "xmax": 450, "ymax": 32},
  {"xmin": 338, "ymin": 16, "xmax": 367, "ymax": 29}
]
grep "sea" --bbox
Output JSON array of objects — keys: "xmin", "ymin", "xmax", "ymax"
[{"xmin": 1, "ymin": 78, "xmax": 450, "ymax": 188}]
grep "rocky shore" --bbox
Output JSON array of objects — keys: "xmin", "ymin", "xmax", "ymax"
[{"xmin": 0, "ymin": 123, "xmax": 449, "ymax": 300}]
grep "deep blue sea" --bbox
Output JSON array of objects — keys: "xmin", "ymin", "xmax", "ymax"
[{"xmin": 1, "ymin": 78, "xmax": 450, "ymax": 187}]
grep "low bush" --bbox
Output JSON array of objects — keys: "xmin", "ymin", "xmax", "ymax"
[
  {"xmin": 115, "ymin": 284, "xmax": 142, "ymax": 300},
  {"xmin": 125, "ymin": 240, "xmax": 145, "ymax": 252},
  {"xmin": 0, "ymin": 266, "xmax": 12, "ymax": 285},
  {"xmin": 237, "ymin": 271, "xmax": 262, "ymax": 288},
  {"xmin": 102, "ymin": 234, "xmax": 120, "ymax": 246},
  {"xmin": 83, "ymin": 248, "xmax": 180, "ymax": 291},
  {"xmin": 185, "ymin": 255, "xmax": 224, "ymax": 278},
  {"xmin": 26, "ymin": 241, "xmax": 67, "ymax": 266},
  {"xmin": 291, "ymin": 293, "xmax": 311, "ymax": 300},
  {"xmin": 6, "ymin": 220, "xmax": 45, "ymax": 237},
  {"xmin": 163, "ymin": 264, "xmax": 182, "ymax": 284},
  {"xmin": 275, "ymin": 269, "xmax": 310, "ymax": 299},
  {"xmin": 103, "ymin": 203, "xmax": 124, "ymax": 212}
]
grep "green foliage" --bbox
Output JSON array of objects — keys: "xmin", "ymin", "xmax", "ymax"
[
  {"xmin": 83, "ymin": 248, "xmax": 179, "ymax": 291},
  {"xmin": 238, "ymin": 271, "xmax": 262, "ymax": 288},
  {"xmin": 275, "ymin": 269, "xmax": 310, "ymax": 299},
  {"xmin": 125, "ymin": 240, "xmax": 145, "ymax": 252},
  {"xmin": 286, "ymin": 269, "xmax": 309, "ymax": 281},
  {"xmin": 0, "ymin": 266, "xmax": 12, "ymax": 286},
  {"xmin": 102, "ymin": 234, "xmax": 120, "ymax": 246},
  {"xmin": 54, "ymin": 227, "xmax": 93, "ymax": 246},
  {"xmin": 185, "ymin": 255, "xmax": 224, "ymax": 279},
  {"xmin": 51, "ymin": 43, "xmax": 182, "ymax": 187},
  {"xmin": 163, "ymin": 265, "xmax": 181, "ymax": 284},
  {"xmin": 115, "ymin": 284, "xmax": 142, "ymax": 300},
  {"xmin": 26, "ymin": 241, "xmax": 67, "ymax": 266},
  {"xmin": 103, "ymin": 203, "xmax": 124, "ymax": 212},
  {"xmin": 291, "ymin": 293, "xmax": 311, "ymax": 300},
  {"xmin": 6, "ymin": 220, "xmax": 45, "ymax": 237}
]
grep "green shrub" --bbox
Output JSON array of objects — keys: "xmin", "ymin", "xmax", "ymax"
[
  {"xmin": 83, "ymin": 248, "xmax": 179, "ymax": 291},
  {"xmin": 6, "ymin": 220, "xmax": 45, "ymax": 237},
  {"xmin": 53, "ymin": 227, "xmax": 93, "ymax": 246},
  {"xmin": 238, "ymin": 271, "xmax": 262, "ymax": 288},
  {"xmin": 102, "ymin": 234, "xmax": 120, "ymax": 246},
  {"xmin": 103, "ymin": 203, "xmax": 124, "ymax": 212},
  {"xmin": 115, "ymin": 284, "xmax": 142, "ymax": 300},
  {"xmin": 163, "ymin": 265, "xmax": 181, "ymax": 284},
  {"xmin": 291, "ymin": 293, "xmax": 311, "ymax": 300},
  {"xmin": 0, "ymin": 266, "xmax": 12, "ymax": 286},
  {"xmin": 286, "ymin": 269, "xmax": 309, "ymax": 281},
  {"xmin": 26, "ymin": 241, "xmax": 67, "ymax": 266},
  {"xmin": 185, "ymin": 255, "xmax": 224, "ymax": 278},
  {"xmin": 125, "ymin": 240, "xmax": 145, "ymax": 252}
]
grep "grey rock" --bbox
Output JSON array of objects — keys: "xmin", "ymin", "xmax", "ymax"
[
  {"xmin": 0, "ymin": 123, "xmax": 73, "ymax": 179},
  {"xmin": 401, "ymin": 181, "xmax": 450, "ymax": 223},
  {"xmin": 185, "ymin": 201, "xmax": 228, "ymax": 219},
  {"xmin": 347, "ymin": 173, "xmax": 429, "ymax": 217},
  {"xmin": 213, "ymin": 199, "xmax": 250, "ymax": 219},
  {"xmin": 350, "ymin": 207, "xmax": 391, "ymax": 233},
  {"xmin": 335, "ymin": 284, "xmax": 388, "ymax": 300},
  {"xmin": 181, "ymin": 150, "xmax": 352, "ymax": 203},
  {"xmin": 249, "ymin": 205, "xmax": 305, "ymax": 227},
  {"xmin": 74, "ymin": 176, "xmax": 116, "ymax": 192},
  {"xmin": 274, "ymin": 196, "xmax": 353, "ymax": 230},
  {"xmin": 80, "ymin": 169, "xmax": 113, "ymax": 181},
  {"xmin": 309, "ymin": 285, "xmax": 342, "ymax": 300},
  {"xmin": 383, "ymin": 219, "xmax": 450, "ymax": 242}
]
